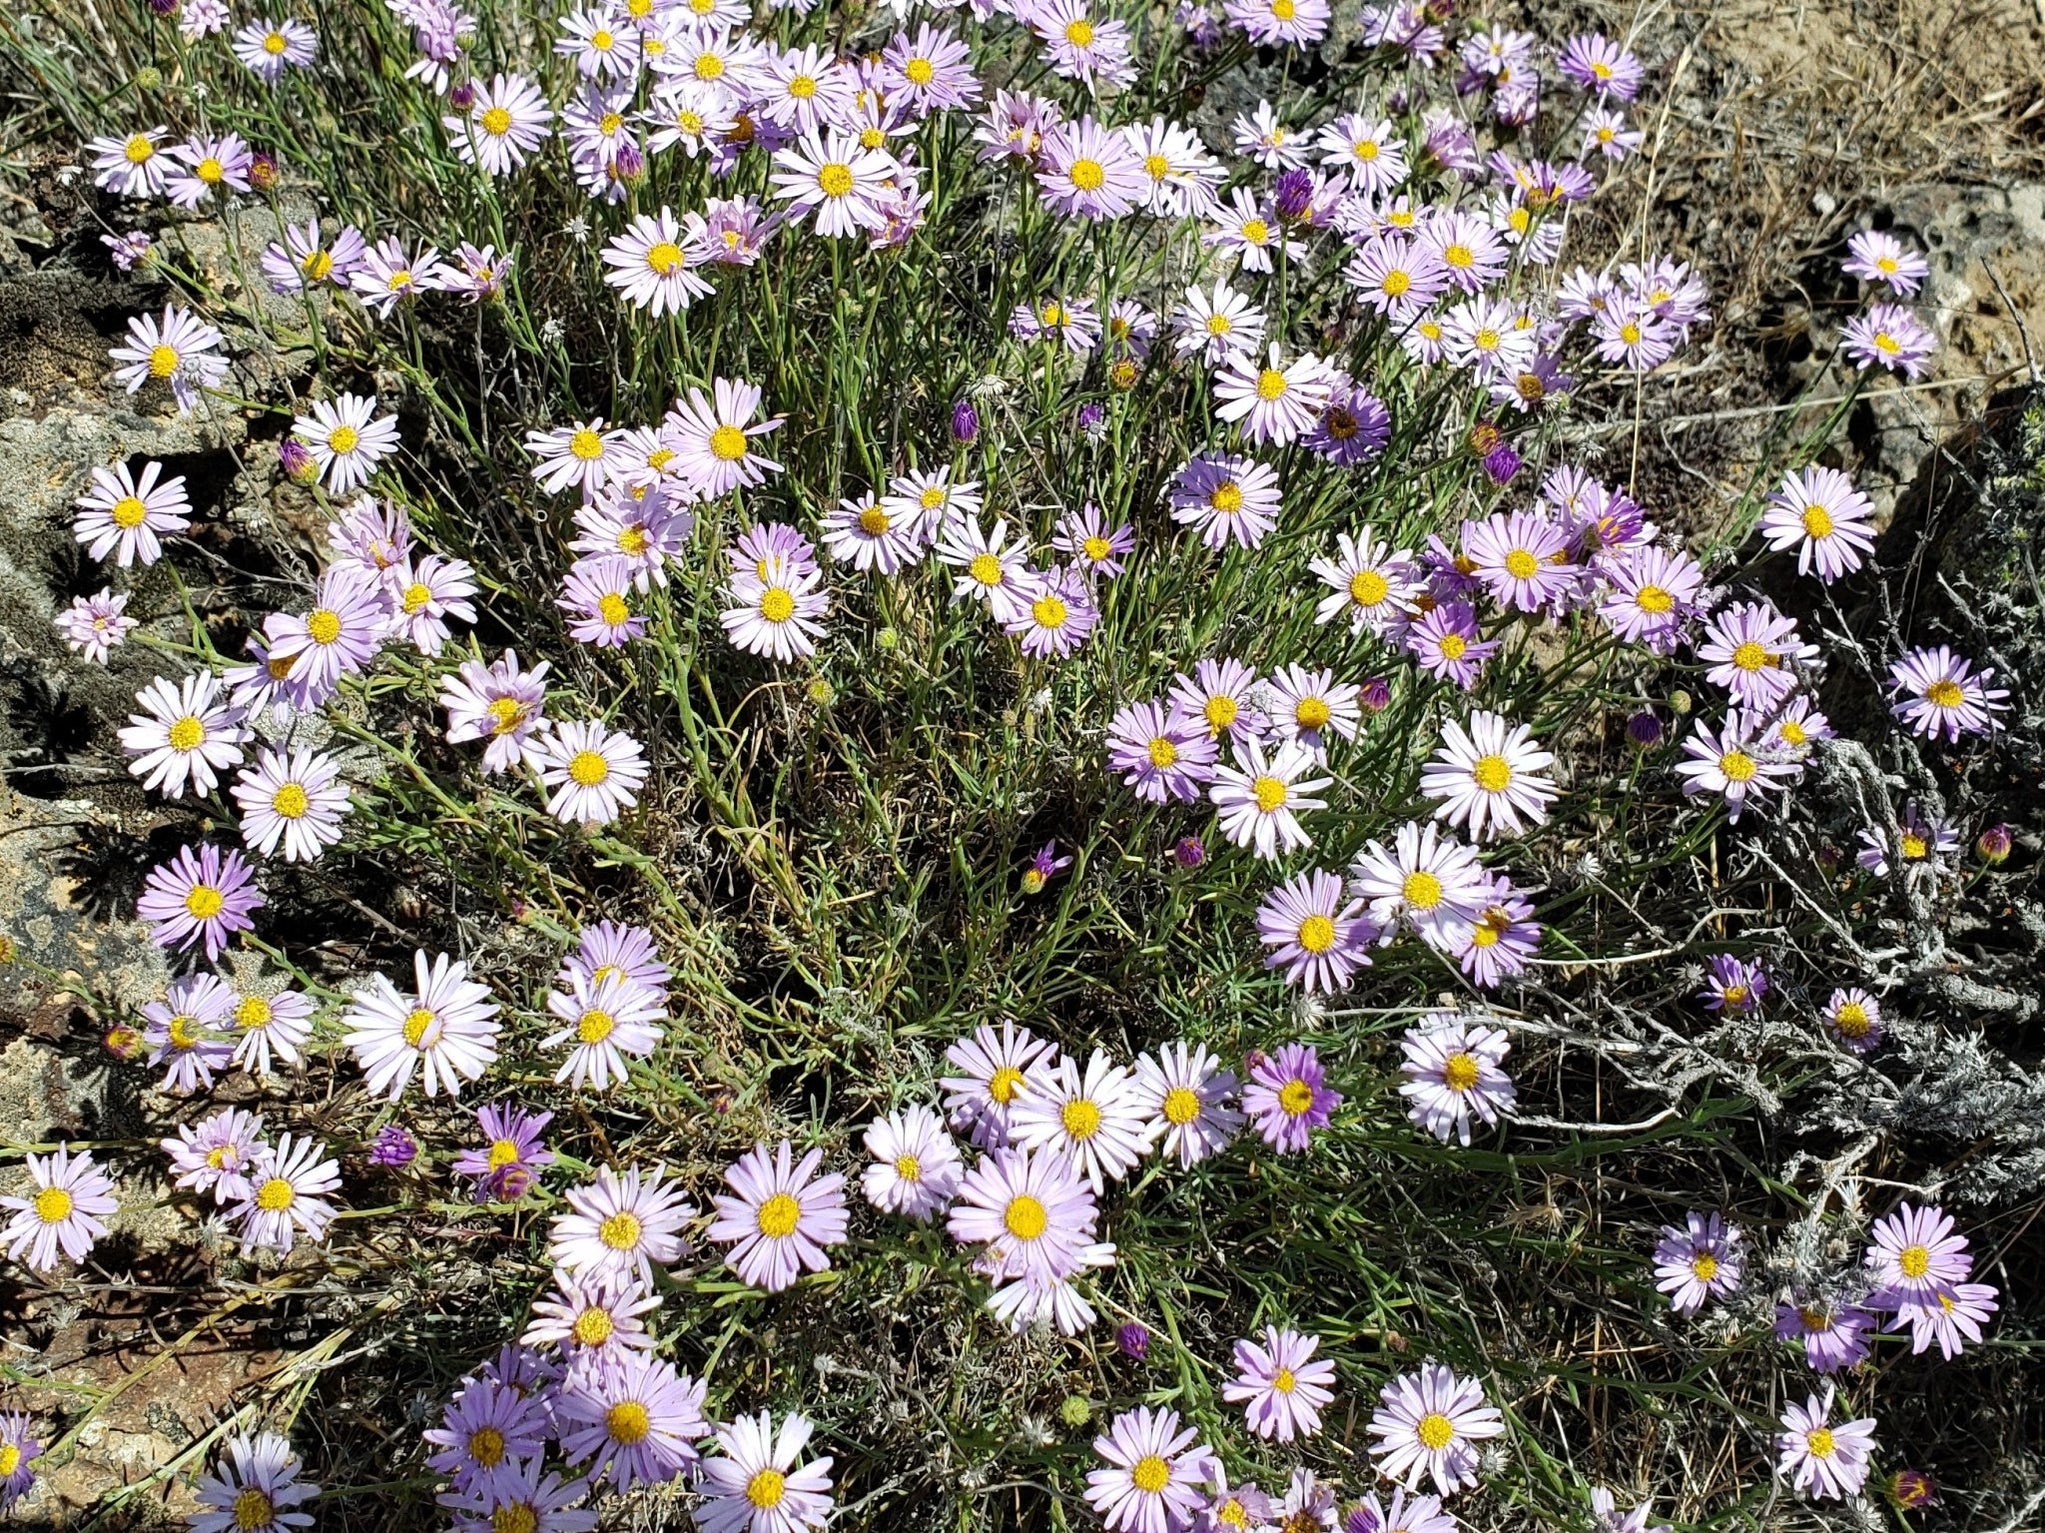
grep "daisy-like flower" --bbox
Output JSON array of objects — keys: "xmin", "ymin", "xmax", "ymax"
[
  {"xmin": 1843, "ymin": 303, "xmax": 1936, "ymax": 379},
  {"xmin": 1211, "ymin": 738, "xmax": 1328, "ymax": 859},
  {"xmin": 722, "ymin": 552, "xmax": 828, "ymax": 663},
  {"xmin": 1367, "ymin": 1364, "xmax": 1503, "ymax": 1497},
  {"xmin": 560, "ymin": 556, "xmax": 647, "ymax": 649},
  {"xmin": 1242, "ymin": 1042, "xmax": 1341, "ymax": 1153},
  {"xmin": 348, "ymin": 237, "xmax": 447, "ymax": 319},
  {"xmin": 88, "ymin": 126, "xmax": 171, "ymax": 197},
  {"xmin": 1348, "ymin": 820, "xmax": 1487, "ymax": 951},
  {"xmin": 137, "ymin": 842, "xmax": 264, "ymax": 960},
  {"xmin": 0, "ymin": 1412, "xmax": 39, "ymax": 1511},
  {"xmin": 109, "ymin": 303, "xmax": 228, "ymax": 411},
  {"xmin": 3, "ymin": 1147, "xmax": 117, "ymax": 1272},
  {"xmin": 1346, "ymin": 1489, "xmax": 1457, "ymax": 1533},
  {"xmin": 1885, "ymin": 1281, "xmax": 2000, "ymax": 1360},
  {"xmin": 1034, "ymin": 0, "xmax": 1136, "ymax": 90},
  {"xmin": 861, "ymin": 1106, "xmax": 963, "ymax": 1221},
  {"xmin": 573, "ymin": 485, "xmax": 693, "ymax": 586},
  {"xmin": 667, "ymin": 378, "xmax": 783, "ymax": 498},
  {"xmin": 1557, "ymin": 32, "xmax": 1643, "ymax": 96},
  {"xmin": 1223, "ymin": 1326, "xmax": 1335, "ymax": 1442},
  {"xmin": 1171, "ymin": 280, "xmax": 1266, "ymax": 366},
  {"xmin": 1257, "ymin": 870, "xmax": 1374, "ymax": 994},
  {"xmin": 551, "ymin": 1163, "xmax": 695, "ymax": 1285},
  {"xmin": 602, "ymin": 207, "xmax": 715, "ymax": 315},
  {"xmin": 425, "ymin": 1380, "xmax": 551, "ymax": 1501},
  {"xmin": 231, "ymin": 746, "xmax": 350, "ymax": 863},
  {"xmin": 523, "ymin": 1265, "xmax": 655, "ymax": 1357},
  {"xmin": 935, "ymin": 516, "xmax": 1042, "ymax": 624},
  {"xmin": 1012, "ymin": 295, "xmax": 1103, "ymax": 354},
  {"xmin": 1398, "ymin": 1017, "xmax": 1515, "ymax": 1145},
  {"xmin": 1674, "ymin": 711, "xmax": 1799, "ymax": 823},
  {"xmin": 441, "ymin": 241, "xmax": 514, "ymax": 302},
  {"xmin": 1317, "ymin": 112, "xmax": 1408, "ymax": 195},
  {"xmin": 1419, "ymin": 711, "xmax": 1558, "ymax": 842},
  {"xmin": 1225, "ymin": 0, "xmax": 1331, "ymax": 47},
  {"xmin": 162, "ymin": 130, "xmax": 253, "ymax": 208},
  {"xmin": 570, "ymin": 919, "xmax": 672, "ymax": 999},
  {"xmin": 1407, "ymin": 602, "xmax": 1499, "ymax": 689},
  {"xmin": 1009, "ymin": 1050, "xmax": 1160, "ymax": 1193},
  {"xmin": 143, "ymin": 972, "xmax": 237, "ymax": 1094},
  {"xmin": 696, "ymin": 1411, "xmax": 834, "ymax": 1533},
  {"xmin": 1167, "ymin": 658, "xmax": 1266, "ymax": 746},
  {"xmin": 1050, "ymin": 504, "xmax": 1134, "ymax": 581},
  {"xmin": 1305, "ymin": 383, "xmax": 1392, "ymax": 464},
  {"xmin": 942, "ymin": 1020, "xmax": 1057, "ymax": 1150},
  {"xmin": 1760, "ymin": 466, "xmax": 1876, "ymax": 582},
  {"xmin": 1262, "ymin": 664, "xmax": 1361, "ymax": 759},
  {"xmin": 820, "ymin": 494, "xmax": 920, "ymax": 575},
  {"xmin": 1776, "ymin": 1390, "xmax": 1877, "ymax": 1500},
  {"xmin": 232, "ymin": 1133, "xmax": 342, "ymax": 1254},
  {"xmin": 529, "ymin": 419, "xmax": 629, "ymax": 499},
  {"xmin": 73, "ymin": 461, "xmax": 194, "ymax": 572},
  {"xmin": 229, "ymin": 984, "xmax": 314, "ymax": 1076},
  {"xmin": 880, "ymin": 467, "xmax": 983, "ymax": 538},
  {"xmin": 1887, "ymin": 644, "xmax": 2009, "ymax": 740},
  {"xmin": 1775, "ymin": 1298, "xmax": 1876, "ymax": 1373},
  {"xmin": 1344, "ymin": 234, "xmax": 1450, "ymax": 323},
  {"xmin": 769, "ymin": 129, "xmax": 899, "ymax": 237},
  {"xmin": 447, "ymin": 72, "xmax": 554, "ymax": 174},
  {"xmin": 1855, "ymin": 802, "xmax": 1960, "ymax": 877},
  {"xmin": 442, "ymin": 650, "xmax": 550, "ymax": 774},
  {"xmin": 1454, "ymin": 874, "xmax": 1542, "ymax": 988},
  {"xmin": 946, "ymin": 1144, "xmax": 1100, "ymax": 1291},
  {"xmin": 232, "ymin": 18, "xmax": 317, "ymax": 83},
  {"xmin": 1823, "ymin": 987, "xmax": 1885, "ymax": 1054},
  {"xmin": 532, "ymin": 719, "xmax": 649, "ymax": 827},
  {"xmin": 1036, "ymin": 115, "xmax": 1147, "ymax": 220},
  {"xmin": 555, "ymin": 4, "xmax": 640, "ymax": 78},
  {"xmin": 883, "ymin": 24, "xmax": 979, "ymax": 113},
  {"xmin": 342, "ymin": 949, "xmax": 500, "ymax": 1101},
  {"xmin": 1866, "ymin": 1202, "xmax": 1970, "ymax": 1304},
  {"xmin": 1700, "ymin": 602, "xmax": 1818, "ymax": 712},
  {"xmin": 1598, "ymin": 544, "xmax": 1704, "ymax": 654},
  {"xmin": 162, "ymin": 1106, "xmax": 268, "ymax": 1204},
  {"xmin": 119, "ymin": 670, "xmax": 246, "ymax": 799},
  {"xmin": 56, "ymin": 588, "xmax": 139, "ymax": 663},
  {"xmin": 556, "ymin": 1353, "xmax": 707, "ymax": 1492},
  {"xmin": 1131, "ymin": 1043, "xmax": 1242, "ymax": 1168},
  {"xmin": 385, "ymin": 551, "xmax": 479, "ymax": 656},
  {"xmin": 454, "ymin": 1103, "xmax": 557, "ymax": 1202},
  {"xmin": 1699, "ymin": 953, "xmax": 1766, "ymax": 1015},
  {"xmin": 1168, "ymin": 451, "xmax": 1282, "ymax": 552},
  {"xmin": 1086, "ymin": 1407, "xmax": 1211, "ymax": 1533},
  {"xmin": 189, "ymin": 1433, "xmax": 317, "ymax": 1533},
  {"xmin": 265, "ymin": 566, "xmax": 389, "ymax": 708},
  {"xmin": 1843, "ymin": 230, "xmax": 1930, "ymax": 295},
  {"xmin": 438, "ymin": 1463, "xmax": 599, "ymax": 1533},
  {"xmin": 1198, "ymin": 1475, "xmax": 1275, "ymax": 1533},
  {"xmin": 1231, "ymin": 99, "xmax": 1310, "ymax": 169},
  {"xmin": 1006, "ymin": 565, "xmax": 1099, "ymax": 659},
  {"xmin": 1460, "ymin": 510, "xmax": 1574, "ymax": 613},
  {"xmin": 707, "ymin": 1140, "xmax": 849, "ymax": 1293},
  {"xmin": 543, "ymin": 970, "xmax": 665, "ymax": 1091},
  {"xmin": 1214, "ymin": 345, "xmax": 1332, "ymax": 448},
  {"xmin": 260, "ymin": 217, "xmax": 367, "ymax": 294}
]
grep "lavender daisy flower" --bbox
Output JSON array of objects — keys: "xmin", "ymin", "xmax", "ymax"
[
  {"xmin": 1131, "ymin": 1043, "xmax": 1243, "ymax": 1168},
  {"xmin": 143, "ymin": 972, "xmax": 238, "ymax": 1094},
  {"xmin": 1019, "ymin": 840, "xmax": 1073, "ymax": 895},
  {"xmin": 1214, "ymin": 345, "xmax": 1333, "ymax": 447},
  {"xmin": 1761, "ymin": 466, "xmax": 1877, "ymax": 582},
  {"xmin": 232, "ymin": 746, "xmax": 351, "ymax": 863},
  {"xmin": 1887, "ymin": 644, "xmax": 2009, "ymax": 740},
  {"xmin": 223, "ymin": 989, "xmax": 307, "ymax": 1071},
  {"xmin": 602, "ymin": 206, "xmax": 715, "ymax": 315},
  {"xmin": 523, "ymin": 1268, "xmax": 658, "ymax": 1360},
  {"xmin": 1590, "ymin": 1488, "xmax": 1672, "ymax": 1533},
  {"xmin": 1558, "ymin": 34, "xmax": 1643, "ymax": 97},
  {"xmin": 441, "ymin": 649, "xmax": 550, "ymax": 774},
  {"xmin": 1699, "ymin": 953, "xmax": 1766, "ymax": 1014},
  {"xmin": 1210, "ymin": 739, "xmax": 1330, "ymax": 860},
  {"xmin": 1652, "ymin": 1211, "xmax": 1743, "ymax": 1315},
  {"xmin": 190, "ymin": 1432, "xmax": 317, "ymax": 1533},
  {"xmin": 1223, "ymin": 1326, "xmax": 1335, "ymax": 1442},
  {"xmin": 1168, "ymin": 451, "xmax": 1283, "ymax": 551},
  {"xmin": 556, "ymin": 1352, "xmax": 707, "ymax": 1491},
  {"xmin": 1243, "ymin": 1043, "xmax": 1341, "ymax": 1153},
  {"xmin": 1843, "ymin": 230, "xmax": 1930, "ymax": 295},
  {"xmin": 1010, "ymin": 1050, "xmax": 1161, "ymax": 1193},
  {"xmin": 946, "ymin": 1145, "xmax": 1100, "ymax": 1292},
  {"xmin": 74, "ymin": 457, "xmax": 192, "ymax": 567},
  {"xmin": 697, "ymin": 1411, "xmax": 834, "ymax": 1533},
  {"xmin": 550, "ymin": 1164, "xmax": 696, "ymax": 1286},
  {"xmin": 1843, "ymin": 302, "xmax": 1935, "ymax": 378},
  {"xmin": 860, "ymin": 1105, "xmax": 963, "ymax": 1221},
  {"xmin": 1855, "ymin": 801, "xmax": 1960, "ymax": 877},
  {"xmin": 231, "ymin": 17, "xmax": 317, "ymax": 83},
  {"xmin": 1776, "ymin": 1389, "xmax": 1876, "ymax": 1499},
  {"xmin": 1053, "ymin": 503, "xmax": 1135, "ymax": 578},
  {"xmin": 1407, "ymin": 602, "xmax": 1498, "ymax": 689},
  {"xmin": 1305, "ymin": 384, "xmax": 1392, "ymax": 464},
  {"xmin": 708, "ymin": 1140, "xmax": 849, "ymax": 1293},
  {"xmin": 1348, "ymin": 820, "xmax": 1487, "ymax": 951},
  {"xmin": 260, "ymin": 217, "xmax": 367, "ymax": 294},
  {"xmin": 293, "ymin": 393, "xmax": 401, "ymax": 495},
  {"xmin": 137, "ymin": 843, "xmax": 264, "ymax": 961},
  {"xmin": 532, "ymin": 719, "xmax": 648, "ymax": 827},
  {"xmin": 1823, "ymin": 987, "xmax": 1884, "ymax": 1053},
  {"xmin": 110, "ymin": 303, "xmax": 228, "ymax": 411},
  {"xmin": 1106, "ymin": 700, "xmax": 1218, "ymax": 804},
  {"xmin": 1398, "ymin": 1016, "xmax": 1515, "ymax": 1145},
  {"xmin": 232, "ymin": 1133, "xmax": 342, "ymax": 1255},
  {"xmin": 266, "ymin": 567, "xmax": 388, "ymax": 706},
  {"xmin": 1454, "ymin": 874, "xmax": 1543, "ymax": 988},
  {"xmin": 453, "ymin": 1103, "xmax": 556, "ymax": 1200},
  {"xmin": 1674, "ymin": 710, "xmax": 1799, "ymax": 823},
  {"xmin": 1257, "ymin": 870, "xmax": 1375, "ymax": 994},
  {"xmin": 1775, "ymin": 1298, "xmax": 1877, "ymax": 1373},
  {"xmin": 2, "ymin": 1148, "xmax": 117, "ymax": 1271},
  {"xmin": 941, "ymin": 1020, "xmax": 1057, "ymax": 1149},
  {"xmin": 1865, "ymin": 1202, "xmax": 1970, "ymax": 1304},
  {"xmin": 161, "ymin": 1107, "xmax": 267, "ymax": 1204},
  {"xmin": 1366, "ymin": 1363, "xmax": 1503, "ymax": 1497},
  {"xmin": 343, "ymin": 950, "xmax": 500, "ymax": 1101},
  {"xmin": 559, "ymin": 556, "xmax": 646, "ymax": 649},
  {"xmin": 0, "ymin": 1412, "xmax": 41, "ymax": 1512},
  {"xmin": 1884, "ymin": 1282, "xmax": 1999, "ymax": 1360},
  {"xmin": 1419, "ymin": 710, "xmax": 1558, "ymax": 842},
  {"xmin": 425, "ymin": 1378, "xmax": 551, "ymax": 1500},
  {"xmin": 1461, "ymin": 510, "xmax": 1575, "ymax": 613},
  {"xmin": 1167, "ymin": 658, "xmax": 1267, "ymax": 745},
  {"xmin": 1006, "ymin": 565, "xmax": 1098, "ymax": 659},
  {"xmin": 119, "ymin": 670, "xmax": 247, "ymax": 799},
  {"xmin": 1598, "ymin": 545, "xmax": 1704, "ymax": 654},
  {"xmin": 1086, "ymin": 1407, "xmax": 1212, "ymax": 1533},
  {"xmin": 1699, "ymin": 601, "xmax": 1818, "ymax": 712}
]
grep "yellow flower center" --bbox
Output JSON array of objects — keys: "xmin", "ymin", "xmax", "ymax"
[
  {"xmin": 1004, "ymin": 1193, "xmax": 1047, "ymax": 1240},
  {"xmin": 167, "ymin": 714, "xmax": 206, "ymax": 751},
  {"xmin": 1205, "ymin": 312, "xmax": 1233, "ymax": 335},
  {"xmin": 598, "ymin": 1211, "xmax": 642, "ymax": 1250},
  {"xmin": 746, "ymin": 1467, "xmax": 788, "ymax": 1508},
  {"xmin": 597, "ymin": 592, "xmax": 631, "ymax": 627},
  {"xmin": 1443, "ymin": 243, "xmax": 1473, "ymax": 269},
  {"xmin": 237, "ymin": 994, "xmax": 273, "ymax": 1029},
  {"xmin": 1295, "ymin": 697, "xmax": 1331, "ymax": 729},
  {"xmin": 487, "ymin": 696, "xmax": 527, "ymax": 736},
  {"xmin": 306, "ymin": 608, "xmax": 343, "ymax": 646},
  {"xmin": 1471, "ymin": 754, "xmax": 1513, "ymax": 793},
  {"xmin": 1060, "ymin": 1098, "xmax": 1102, "ymax": 1140},
  {"xmin": 1439, "ymin": 633, "xmax": 1468, "ymax": 660},
  {"xmin": 893, "ymin": 1153, "xmax": 921, "ymax": 1181},
  {"xmin": 694, "ymin": 52, "xmax": 725, "ymax": 79},
  {"xmin": 1633, "ymin": 583, "xmax": 1674, "ymax": 615},
  {"xmin": 262, "ymin": 29, "xmax": 288, "ymax": 53},
  {"xmin": 302, "ymin": 249, "xmax": 335, "ymax": 280},
  {"xmin": 1272, "ymin": 1366, "xmax": 1297, "ymax": 1392},
  {"xmin": 402, "ymin": 1006, "xmax": 439, "ymax": 1048},
  {"xmin": 1240, "ymin": 218, "xmax": 1270, "ymax": 244},
  {"xmin": 196, "ymin": 156, "xmax": 225, "ymax": 183},
  {"xmin": 1065, "ymin": 18, "xmax": 1096, "ymax": 43},
  {"xmin": 168, "ymin": 1013, "xmax": 201, "ymax": 1049},
  {"xmin": 1503, "ymin": 549, "xmax": 1539, "ymax": 580},
  {"xmin": 1801, "ymin": 505, "xmax": 1834, "ymax": 538},
  {"xmin": 568, "ymin": 749, "xmax": 611, "ymax": 786},
  {"xmin": 605, "ymin": 1401, "xmax": 650, "ymax": 1445},
  {"xmin": 1473, "ymin": 327, "xmax": 1500, "ymax": 352},
  {"xmin": 1032, "ymin": 594, "xmax": 1069, "ymax": 629},
  {"xmin": 1471, "ymin": 907, "xmax": 1509, "ymax": 946},
  {"xmin": 1143, "ymin": 152, "xmax": 1170, "ymax": 180},
  {"xmin": 124, "ymin": 133, "xmax": 155, "ymax": 163},
  {"xmin": 590, "ymin": 27, "xmax": 615, "ymax": 49},
  {"xmin": 1068, "ymin": 157, "xmax": 1106, "ymax": 192},
  {"xmin": 233, "ymin": 1487, "xmax": 275, "ymax": 1530},
  {"xmin": 1203, "ymin": 695, "xmax": 1237, "ymax": 731},
  {"xmin": 469, "ymin": 1426, "xmax": 506, "ymax": 1467},
  {"xmin": 1162, "ymin": 1086, "xmax": 1202, "ymax": 1125},
  {"xmin": 968, "ymin": 552, "xmax": 1004, "ymax": 587},
  {"xmin": 1208, "ymin": 481, "xmax": 1244, "ymax": 515},
  {"xmin": 1349, "ymin": 569, "xmax": 1390, "ymax": 607},
  {"xmin": 326, "ymin": 423, "xmax": 360, "ymax": 455},
  {"xmin": 1255, "ymin": 368, "xmax": 1288, "ymax": 401},
  {"xmin": 494, "ymin": 1505, "xmax": 539, "ymax": 1533},
  {"xmin": 577, "ymin": 1008, "xmax": 616, "ymax": 1045},
  {"xmin": 1277, "ymin": 1079, "xmax": 1314, "ymax": 1116},
  {"xmin": 646, "ymin": 240, "xmax": 684, "ymax": 276},
  {"xmin": 1251, "ymin": 775, "xmax": 1287, "ymax": 813},
  {"xmin": 858, "ymin": 506, "xmax": 891, "ymax": 535},
  {"xmin": 1271, "ymin": 0, "xmax": 1295, "ymax": 17},
  {"xmin": 1131, "ymin": 1455, "xmax": 1170, "ymax": 1494},
  {"xmin": 709, "ymin": 423, "xmax": 750, "ymax": 462},
  {"xmin": 269, "ymin": 781, "xmax": 310, "ymax": 820},
  {"xmin": 398, "ymin": 581, "xmax": 433, "ymax": 615},
  {"xmin": 148, "ymin": 343, "xmax": 181, "ymax": 378},
  {"xmin": 1900, "ymin": 831, "xmax": 1928, "ymax": 859},
  {"xmin": 817, "ymin": 161, "xmax": 854, "ymax": 197},
  {"xmin": 184, "ymin": 884, "xmax": 225, "ymax": 920},
  {"xmin": 1898, "ymin": 1244, "xmax": 1931, "ymax": 1279},
  {"xmin": 904, "ymin": 58, "xmax": 934, "ymax": 85},
  {"xmin": 1719, "ymin": 750, "xmax": 1757, "ymax": 783},
  {"xmin": 989, "ymin": 1066, "xmax": 1024, "ymax": 1103},
  {"xmin": 255, "ymin": 1176, "xmax": 295, "ymax": 1212},
  {"xmin": 111, "ymin": 494, "xmax": 150, "ymax": 529},
  {"xmin": 759, "ymin": 587, "xmax": 796, "ymax": 623},
  {"xmin": 1805, "ymin": 1427, "xmax": 1835, "ymax": 1458},
  {"xmin": 35, "ymin": 1186, "xmax": 74, "ymax": 1223},
  {"xmin": 1146, "ymin": 736, "xmax": 1180, "ymax": 769},
  {"xmin": 1925, "ymin": 678, "xmax": 1963, "ymax": 708},
  {"xmin": 569, "ymin": 428, "xmax": 605, "ymax": 461},
  {"xmin": 756, "ymin": 1191, "xmax": 802, "ymax": 1238},
  {"xmin": 1416, "ymin": 1412, "xmax": 1456, "ymax": 1452},
  {"xmin": 1297, "ymin": 913, "xmax": 1336, "ymax": 953},
  {"xmin": 1691, "ymin": 1252, "xmax": 1719, "ymax": 1281},
  {"xmin": 1443, "ymin": 1052, "xmax": 1481, "ymax": 1092},
  {"xmin": 1833, "ymin": 1002, "xmax": 1870, "ymax": 1037},
  {"xmin": 487, "ymin": 1138, "xmax": 522, "ymax": 1170},
  {"xmin": 1403, "ymin": 870, "xmax": 1444, "ymax": 909},
  {"xmin": 1731, "ymin": 641, "xmax": 1772, "ymax": 673},
  {"xmin": 481, "ymin": 106, "xmax": 513, "ymax": 135},
  {"xmin": 572, "ymin": 1306, "xmax": 615, "ymax": 1346}
]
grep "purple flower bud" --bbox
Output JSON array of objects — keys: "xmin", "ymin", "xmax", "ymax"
[
  {"xmin": 1626, "ymin": 709, "xmax": 1664, "ymax": 747},
  {"xmin": 369, "ymin": 1124, "xmax": 418, "ymax": 1167},
  {"xmin": 487, "ymin": 1163, "xmax": 534, "ymax": 1201},
  {"xmin": 248, "ymin": 152, "xmax": 280, "ymax": 192},
  {"xmin": 614, "ymin": 140, "xmax": 646, "ymax": 182},
  {"xmin": 1076, "ymin": 401, "xmax": 1106, "ymax": 434},
  {"xmin": 950, "ymin": 398, "xmax": 980, "ymax": 444},
  {"xmin": 1115, "ymin": 1322, "xmax": 1149, "ymax": 1359},
  {"xmin": 1357, "ymin": 676, "xmax": 1393, "ymax": 712},
  {"xmin": 1977, "ymin": 823, "xmax": 2012, "ymax": 864},
  {"xmin": 1273, "ymin": 168, "xmax": 1314, "ymax": 221},
  {"xmin": 279, "ymin": 437, "xmax": 320, "ymax": 485},
  {"xmin": 1886, "ymin": 1469, "xmax": 1937, "ymax": 1512},
  {"xmin": 1171, "ymin": 834, "xmax": 1206, "ymax": 870},
  {"xmin": 448, "ymin": 78, "xmax": 476, "ymax": 112},
  {"xmin": 103, "ymin": 1023, "xmax": 146, "ymax": 1061},
  {"xmin": 1482, "ymin": 443, "xmax": 1522, "ymax": 485}
]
